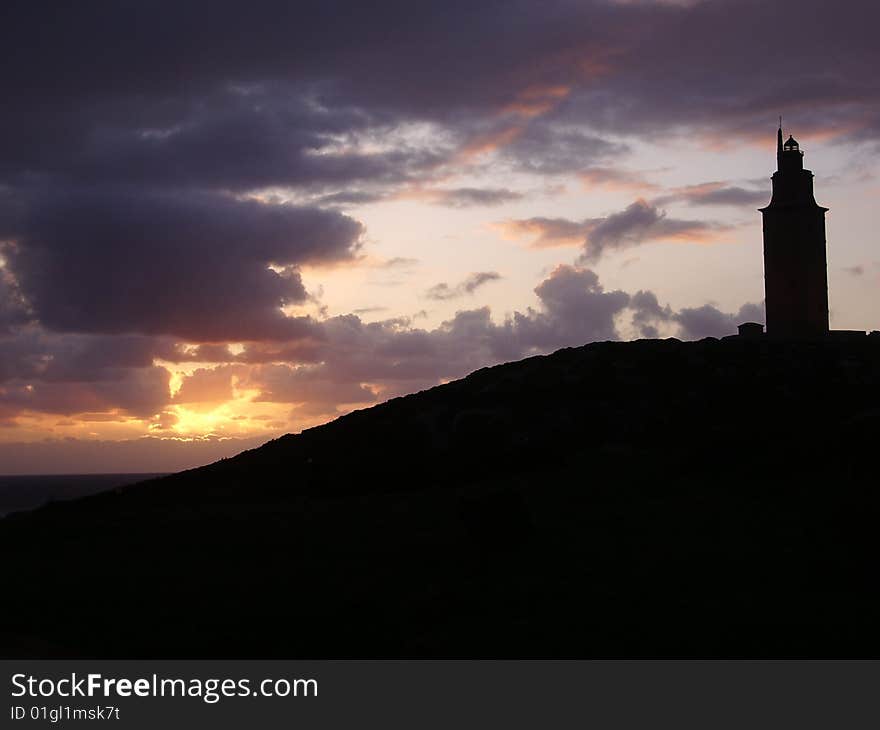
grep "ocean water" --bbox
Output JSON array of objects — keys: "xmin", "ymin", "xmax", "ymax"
[{"xmin": 0, "ymin": 473, "xmax": 167, "ymax": 518}]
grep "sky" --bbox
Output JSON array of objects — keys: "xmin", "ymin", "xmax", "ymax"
[{"xmin": 1, "ymin": 0, "xmax": 878, "ymax": 474}]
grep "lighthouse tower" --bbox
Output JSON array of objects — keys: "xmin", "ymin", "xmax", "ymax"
[{"xmin": 759, "ymin": 126, "xmax": 829, "ymax": 337}]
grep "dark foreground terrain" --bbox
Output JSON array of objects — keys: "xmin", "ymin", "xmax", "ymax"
[{"xmin": 2, "ymin": 336, "xmax": 879, "ymax": 658}]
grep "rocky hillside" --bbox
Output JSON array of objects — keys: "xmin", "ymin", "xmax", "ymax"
[{"xmin": 2, "ymin": 336, "xmax": 879, "ymax": 657}]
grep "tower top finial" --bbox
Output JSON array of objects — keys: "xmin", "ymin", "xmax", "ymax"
[{"xmin": 777, "ymin": 120, "xmax": 784, "ymax": 169}]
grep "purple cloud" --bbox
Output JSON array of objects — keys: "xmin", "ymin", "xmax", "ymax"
[
  {"xmin": 499, "ymin": 200, "xmax": 727, "ymax": 260},
  {"xmin": 1, "ymin": 187, "xmax": 362, "ymax": 341},
  {"xmin": 426, "ymin": 272, "xmax": 502, "ymax": 301}
]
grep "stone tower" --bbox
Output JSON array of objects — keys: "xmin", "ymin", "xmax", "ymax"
[{"xmin": 759, "ymin": 126, "xmax": 829, "ymax": 337}]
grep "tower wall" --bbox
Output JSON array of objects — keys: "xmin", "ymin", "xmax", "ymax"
[
  {"xmin": 760, "ymin": 133, "xmax": 830, "ymax": 338},
  {"xmin": 761, "ymin": 203, "xmax": 829, "ymax": 337}
]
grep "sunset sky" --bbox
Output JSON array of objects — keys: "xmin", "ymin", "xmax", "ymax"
[{"xmin": 1, "ymin": 0, "xmax": 878, "ymax": 473}]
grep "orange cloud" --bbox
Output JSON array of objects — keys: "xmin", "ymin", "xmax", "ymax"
[
  {"xmin": 458, "ymin": 125, "xmax": 526, "ymax": 161},
  {"xmin": 494, "ymin": 199, "xmax": 734, "ymax": 258},
  {"xmin": 173, "ymin": 365, "xmax": 246, "ymax": 405},
  {"xmin": 491, "ymin": 217, "xmax": 589, "ymax": 248},
  {"xmin": 501, "ymin": 84, "xmax": 571, "ymax": 118},
  {"xmin": 457, "ymin": 82, "xmax": 576, "ymax": 162}
]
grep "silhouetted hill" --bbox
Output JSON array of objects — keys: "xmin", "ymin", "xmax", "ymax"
[{"xmin": 2, "ymin": 336, "xmax": 879, "ymax": 657}]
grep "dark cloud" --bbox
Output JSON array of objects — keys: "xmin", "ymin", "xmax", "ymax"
[
  {"xmin": 495, "ymin": 217, "xmax": 593, "ymax": 247},
  {"xmin": 0, "ymin": 0, "xmax": 848, "ymax": 439},
  {"xmin": 630, "ymin": 290, "xmax": 765, "ymax": 340},
  {"xmin": 581, "ymin": 199, "xmax": 725, "ymax": 262},
  {"xmin": 247, "ymin": 364, "xmax": 379, "ymax": 415},
  {"xmin": 0, "ymin": 330, "xmax": 175, "ymax": 385},
  {"xmin": 654, "ymin": 182, "xmax": 768, "ymax": 208},
  {"xmin": 316, "ymin": 191, "xmax": 388, "ymax": 207},
  {"xmin": 278, "ymin": 266, "xmax": 631, "ymax": 394},
  {"xmin": 1, "ymin": 365, "xmax": 170, "ymax": 419},
  {"xmin": 425, "ymin": 272, "xmax": 502, "ymax": 301},
  {"xmin": 0, "ymin": 0, "xmax": 870, "ymax": 357},
  {"xmin": 0, "ymin": 264, "xmax": 32, "ymax": 334},
  {"xmin": 380, "ymin": 257, "xmax": 420, "ymax": 269},
  {"xmin": 245, "ymin": 264, "xmax": 753, "ymax": 407},
  {"xmin": 0, "ymin": 265, "xmax": 759, "ymax": 424},
  {"xmin": 499, "ymin": 200, "xmax": 725, "ymax": 260},
  {"xmin": 322, "ymin": 187, "xmax": 525, "ymax": 209},
  {"xmin": 216, "ymin": 265, "xmax": 638, "ymax": 404},
  {"xmin": 463, "ymin": 272, "xmax": 503, "ymax": 294},
  {"xmin": 629, "ymin": 289, "xmax": 674, "ymax": 339},
  {"xmin": 179, "ymin": 343, "xmax": 237, "ymax": 362},
  {"xmin": 424, "ymin": 283, "xmax": 463, "ymax": 300},
  {"xmin": 516, "ymin": 266, "xmax": 631, "ymax": 347},
  {"xmin": 0, "ymin": 1, "xmax": 876, "ymax": 198},
  {"xmin": 675, "ymin": 302, "xmax": 765, "ymax": 340},
  {"xmin": 1, "ymin": 187, "xmax": 362, "ymax": 341},
  {"xmin": 683, "ymin": 187, "xmax": 767, "ymax": 207},
  {"xmin": 843, "ymin": 264, "xmax": 864, "ymax": 276},
  {"xmin": 0, "ymin": 2, "xmax": 592, "ymax": 120},
  {"xmin": 499, "ymin": 123, "xmax": 627, "ymax": 175},
  {"xmin": 0, "ymin": 3, "xmax": 610, "ymax": 195},
  {"xmin": 549, "ymin": 1, "xmax": 880, "ymax": 144},
  {"xmin": 10, "ymin": 90, "xmax": 441, "ymax": 193},
  {"xmin": 0, "ymin": 330, "xmax": 180, "ymax": 420}
]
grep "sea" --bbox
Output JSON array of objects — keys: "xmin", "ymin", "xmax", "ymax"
[{"xmin": 0, "ymin": 473, "xmax": 168, "ymax": 518}]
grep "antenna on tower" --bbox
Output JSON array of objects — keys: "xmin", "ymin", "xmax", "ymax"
[{"xmin": 776, "ymin": 117, "xmax": 784, "ymax": 168}]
